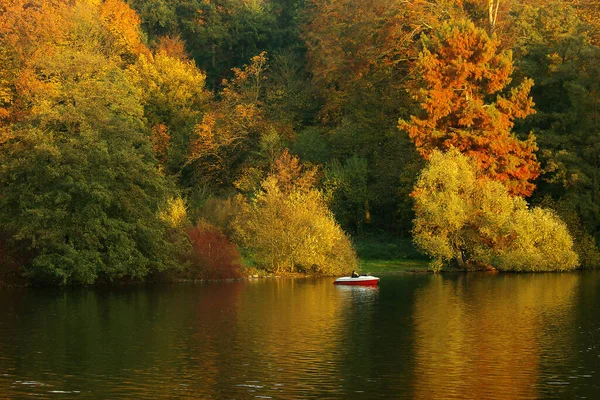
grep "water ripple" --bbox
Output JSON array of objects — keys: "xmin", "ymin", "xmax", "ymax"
[{"xmin": 0, "ymin": 274, "xmax": 599, "ymax": 398}]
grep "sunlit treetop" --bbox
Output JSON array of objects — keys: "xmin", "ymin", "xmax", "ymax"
[{"xmin": 399, "ymin": 19, "xmax": 540, "ymax": 197}]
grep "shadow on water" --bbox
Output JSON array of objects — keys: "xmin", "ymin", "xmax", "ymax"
[{"xmin": 0, "ymin": 272, "xmax": 599, "ymax": 398}]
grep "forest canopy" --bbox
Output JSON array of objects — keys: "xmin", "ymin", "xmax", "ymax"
[{"xmin": 1, "ymin": 0, "xmax": 598, "ymax": 284}]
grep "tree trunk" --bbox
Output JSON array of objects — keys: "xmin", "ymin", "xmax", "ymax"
[
  {"xmin": 456, "ymin": 250, "xmax": 466, "ymax": 269},
  {"xmin": 488, "ymin": 0, "xmax": 500, "ymax": 35}
]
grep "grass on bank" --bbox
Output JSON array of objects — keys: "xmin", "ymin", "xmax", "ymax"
[
  {"xmin": 354, "ymin": 234, "xmax": 430, "ymax": 274},
  {"xmin": 239, "ymin": 234, "xmax": 432, "ymax": 276},
  {"xmin": 358, "ymin": 258, "xmax": 430, "ymax": 274}
]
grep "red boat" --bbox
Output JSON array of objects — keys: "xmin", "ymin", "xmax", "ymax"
[{"xmin": 333, "ymin": 275, "xmax": 380, "ymax": 286}]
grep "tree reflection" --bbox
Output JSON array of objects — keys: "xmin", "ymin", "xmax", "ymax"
[{"xmin": 412, "ymin": 273, "xmax": 579, "ymax": 399}]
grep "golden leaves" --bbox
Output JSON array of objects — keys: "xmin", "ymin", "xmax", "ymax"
[
  {"xmin": 233, "ymin": 151, "xmax": 356, "ymax": 274},
  {"xmin": 187, "ymin": 53, "xmax": 268, "ymax": 185},
  {"xmin": 99, "ymin": 0, "xmax": 145, "ymax": 59},
  {"xmin": 159, "ymin": 197, "xmax": 188, "ymax": 228},
  {"xmin": 412, "ymin": 149, "xmax": 579, "ymax": 271}
]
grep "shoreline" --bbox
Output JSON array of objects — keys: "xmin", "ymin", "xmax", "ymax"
[{"xmin": 3, "ymin": 261, "xmax": 593, "ymax": 289}]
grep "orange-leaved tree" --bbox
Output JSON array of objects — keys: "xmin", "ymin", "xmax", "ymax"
[
  {"xmin": 399, "ymin": 19, "xmax": 540, "ymax": 197},
  {"xmin": 99, "ymin": 0, "xmax": 148, "ymax": 62}
]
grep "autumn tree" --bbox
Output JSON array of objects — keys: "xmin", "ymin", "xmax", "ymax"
[
  {"xmin": 507, "ymin": 0, "xmax": 600, "ymax": 259},
  {"xmin": 100, "ymin": 0, "xmax": 148, "ymax": 63},
  {"xmin": 569, "ymin": 0, "xmax": 600, "ymax": 44},
  {"xmin": 233, "ymin": 150, "xmax": 357, "ymax": 274},
  {"xmin": 130, "ymin": 49, "xmax": 209, "ymax": 170},
  {"xmin": 399, "ymin": 19, "xmax": 540, "ymax": 197},
  {"xmin": 301, "ymin": 0, "xmax": 454, "ymax": 233},
  {"xmin": 302, "ymin": 0, "xmax": 461, "ymax": 119},
  {"xmin": 0, "ymin": 0, "xmax": 187, "ymax": 284},
  {"xmin": 187, "ymin": 52, "xmax": 270, "ymax": 188},
  {"xmin": 0, "ymin": 0, "xmax": 71, "ymax": 128},
  {"xmin": 412, "ymin": 149, "xmax": 578, "ymax": 272},
  {"xmin": 186, "ymin": 222, "xmax": 243, "ymax": 280}
]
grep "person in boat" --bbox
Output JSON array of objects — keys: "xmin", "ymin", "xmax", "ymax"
[{"xmin": 351, "ymin": 270, "xmax": 360, "ymax": 278}]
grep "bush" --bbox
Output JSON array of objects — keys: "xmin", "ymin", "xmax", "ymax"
[
  {"xmin": 535, "ymin": 196, "xmax": 600, "ymax": 269},
  {"xmin": 412, "ymin": 149, "xmax": 579, "ymax": 272},
  {"xmin": 233, "ymin": 150, "xmax": 357, "ymax": 275},
  {"xmin": 186, "ymin": 223, "xmax": 243, "ymax": 280}
]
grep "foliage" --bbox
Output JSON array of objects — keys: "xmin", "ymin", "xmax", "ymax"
[
  {"xmin": 263, "ymin": 50, "xmax": 321, "ymax": 129},
  {"xmin": 131, "ymin": 50, "xmax": 208, "ymax": 128},
  {"xmin": 325, "ymin": 156, "xmax": 370, "ymax": 233},
  {"xmin": 0, "ymin": 233, "xmax": 29, "ymax": 287},
  {"xmin": 412, "ymin": 149, "xmax": 578, "ymax": 272},
  {"xmin": 186, "ymin": 223, "xmax": 243, "ymax": 280},
  {"xmin": 187, "ymin": 52, "xmax": 269, "ymax": 188},
  {"xmin": 399, "ymin": 19, "xmax": 540, "ymax": 197},
  {"xmin": 302, "ymin": 0, "xmax": 454, "ymax": 119},
  {"xmin": 0, "ymin": 0, "xmax": 187, "ymax": 284},
  {"xmin": 5, "ymin": 0, "xmax": 600, "ymax": 284},
  {"xmin": 509, "ymin": 1, "xmax": 600, "ymax": 248},
  {"xmin": 190, "ymin": 196, "xmax": 242, "ymax": 237},
  {"xmin": 126, "ymin": 0, "xmax": 179, "ymax": 39},
  {"xmin": 130, "ymin": 49, "xmax": 209, "ymax": 170},
  {"xmin": 291, "ymin": 127, "xmax": 329, "ymax": 164},
  {"xmin": 535, "ymin": 196, "xmax": 600, "ymax": 269},
  {"xmin": 233, "ymin": 151, "xmax": 357, "ymax": 274},
  {"xmin": 301, "ymin": 0, "xmax": 432, "ymax": 234},
  {"xmin": 0, "ymin": 126, "xmax": 186, "ymax": 285},
  {"xmin": 100, "ymin": 0, "xmax": 147, "ymax": 63},
  {"xmin": 159, "ymin": 197, "xmax": 188, "ymax": 229},
  {"xmin": 141, "ymin": 0, "xmax": 307, "ymax": 90}
]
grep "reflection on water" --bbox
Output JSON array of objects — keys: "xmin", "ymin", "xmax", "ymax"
[
  {"xmin": 412, "ymin": 273, "xmax": 579, "ymax": 400},
  {"xmin": 0, "ymin": 272, "xmax": 599, "ymax": 398}
]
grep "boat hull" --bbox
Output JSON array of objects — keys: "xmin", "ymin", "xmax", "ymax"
[{"xmin": 334, "ymin": 276, "xmax": 380, "ymax": 286}]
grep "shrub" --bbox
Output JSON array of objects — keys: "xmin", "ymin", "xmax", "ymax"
[
  {"xmin": 412, "ymin": 149, "xmax": 579, "ymax": 272},
  {"xmin": 233, "ymin": 150, "xmax": 357, "ymax": 275},
  {"xmin": 186, "ymin": 223, "xmax": 243, "ymax": 280},
  {"xmin": 535, "ymin": 196, "xmax": 600, "ymax": 269}
]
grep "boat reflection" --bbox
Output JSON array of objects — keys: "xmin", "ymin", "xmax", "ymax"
[{"xmin": 334, "ymin": 284, "xmax": 379, "ymax": 293}]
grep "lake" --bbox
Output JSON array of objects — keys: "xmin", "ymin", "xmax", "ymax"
[{"xmin": 1, "ymin": 271, "xmax": 599, "ymax": 398}]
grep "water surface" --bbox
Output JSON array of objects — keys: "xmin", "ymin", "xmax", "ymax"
[{"xmin": 1, "ymin": 272, "xmax": 599, "ymax": 398}]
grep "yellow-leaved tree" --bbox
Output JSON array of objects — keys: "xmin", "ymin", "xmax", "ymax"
[
  {"xmin": 233, "ymin": 150, "xmax": 357, "ymax": 275},
  {"xmin": 412, "ymin": 149, "xmax": 579, "ymax": 272},
  {"xmin": 129, "ymin": 49, "xmax": 209, "ymax": 168}
]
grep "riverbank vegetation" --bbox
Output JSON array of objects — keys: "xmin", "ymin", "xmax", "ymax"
[{"xmin": 1, "ymin": 0, "xmax": 599, "ymax": 285}]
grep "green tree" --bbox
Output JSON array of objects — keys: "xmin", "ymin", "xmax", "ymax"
[
  {"xmin": 509, "ymin": 1, "xmax": 600, "ymax": 254},
  {"xmin": 0, "ymin": 125, "xmax": 185, "ymax": 284},
  {"xmin": 325, "ymin": 156, "xmax": 370, "ymax": 233},
  {"xmin": 0, "ymin": 0, "xmax": 187, "ymax": 284},
  {"xmin": 126, "ymin": 0, "xmax": 179, "ymax": 39},
  {"xmin": 173, "ymin": 0, "xmax": 305, "ymax": 90}
]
